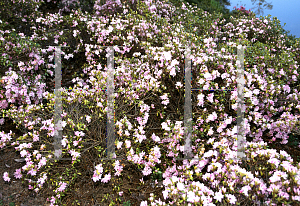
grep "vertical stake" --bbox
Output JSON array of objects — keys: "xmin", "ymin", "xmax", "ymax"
[
  {"xmin": 184, "ymin": 42, "xmax": 193, "ymax": 159},
  {"xmin": 106, "ymin": 46, "xmax": 116, "ymax": 159},
  {"xmin": 53, "ymin": 46, "xmax": 65, "ymax": 160},
  {"xmin": 236, "ymin": 45, "xmax": 247, "ymax": 160}
]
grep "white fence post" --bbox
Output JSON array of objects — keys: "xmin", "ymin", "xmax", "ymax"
[
  {"xmin": 106, "ymin": 46, "xmax": 116, "ymax": 159},
  {"xmin": 184, "ymin": 44, "xmax": 193, "ymax": 159},
  {"xmin": 53, "ymin": 46, "xmax": 69, "ymax": 161},
  {"xmin": 236, "ymin": 45, "xmax": 247, "ymax": 160}
]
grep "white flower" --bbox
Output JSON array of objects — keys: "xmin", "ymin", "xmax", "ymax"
[
  {"xmin": 3, "ymin": 172, "xmax": 10, "ymax": 182},
  {"xmin": 214, "ymin": 191, "xmax": 224, "ymax": 202},
  {"xmin": 151, "ymin": 133, "xmax": 160, "ymax": 142},
  {"xmin": 177, "ymin": 182, "xmax": 185, "ymax": 191},
  {"xmin": 73, "ymin": 30, "xmax": 80, "ymax": 37},
  {"xmin": 162, "ymin": 51, "xmax": 172, "ymax": 61},
  {"xmin": 161, "ymin": 122, "xmax": 170, "ymax": 131},
  {"xmin": 125, "ymin": 140, "xmax": 131, "ymax": 148},
  {"xmin": 36, "ymin": 18, "xmax": 42, "ymax": 23},
  {"xmin": 240, "ymin": 185, "xmax": 251, "ymax": 196},
  {"xmin": 18, "ymin": 61, "xmax": 25, "ymax": 67},
  {"xmin": 86, "ymin": 115, "xmax": 91, "ymax": 123},
  {"xmin": 61, "ymin": 138, "xmax": 68, "ymax": 148},
  {"xmin": 171, "ymin": 176, "xmax": 178, "ymax": 183},
  {"xmin": 175, "ymin": 82, "xmax": 183, "ymax": 88},
  {"xmin": 116, "ymin": 141, "xmax": 123, "ymax": 149},
  {"xmin": 207, "ymin": 93, "xmax": 214, "ymax": 103},
  {"xmin": 207, "ymin": 127, "xmax": 214, "ymax": 136},
  {"xmin": 20, "ymin": 150, "xmax": 28, "ymax": 157},
  {"xmin": 140, "ymin": 201, "xmax": 148, "ymax": 206}
]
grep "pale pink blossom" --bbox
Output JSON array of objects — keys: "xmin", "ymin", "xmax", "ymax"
[
  {"xmin": 86, "ymin": 115, "xmax": 91, "ymax": 123},
  {"xmin": 125, "ymin": 140, "xmax": 131, "ymax": 148},
  {"xmin": 225, "ymin": 194, "xmax": 237, "ymax": 204},
  {"xmin": 3, "ymin": 172, "xmax": 10, "ymax": 182},
  {"xmin": 214, "ymin": 190, "xmax": 224, "ymax": 202},
  {"xmin": 56, "ymin": 182, "xmax": 68, "ymax": 192},
  {"xmin": 116, "ymin": 141, "xmax": 123, "ymax": 149},
  {"xmin": 101, "ymin": 173, "xmax": 111, "ymax": 183},
  {"xmin": 14, "ymin": 169, "xmax": 22, "ymax": 179}
]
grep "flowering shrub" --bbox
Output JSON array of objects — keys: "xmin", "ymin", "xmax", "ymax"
[
  {"xmin": 1, "ymin": 0, "xmax": 300, "ymax": 205},
  {"xmin": 233, "ymin": 5, "xmax": 251, "ymax": 15}
]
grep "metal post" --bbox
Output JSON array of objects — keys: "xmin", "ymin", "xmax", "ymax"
[
  {"xmin": 236, "ymin": 45, "xmax": 247, "ymax": 160},
  {"xmin": 53, "ymin": 46, "xmax": 70, "ymax": 161},
  {"xmin": 184, "ymin": 43, "xmax": 193, "ymax": 159},
  {"xmin": 106, "ymin": 46, "xmax": 116, "ymax": 159}
]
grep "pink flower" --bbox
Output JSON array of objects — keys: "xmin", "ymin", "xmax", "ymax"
[
  {"xmin": 61, "ymin": 138, "xmax": 68, "ymax": 148},
  {"xmin": 20, "ymin": 149, "xmax": 28, "ymax": 157},
  {"xmin": 281, "ymin": 161, "xmax": 296, "ymax": 173},
  {"xmin": 142, "ymin": 165, "xmax": 152, "ymax": 176},
  {"xmin": 86, "ymin": 115, "xmax": 91, "ymax": 123},
  {"xmin": 197, "ymin": 93, "xmax": 205, "ymax": 107},
  {"xmin": 28, "ymin": 168, "xmax": 37, "ymax": 176},
  {"xmin": 32, "ymin": 133, "xmax": 39, "ymax": 142},
  {"xmin": 72, "ymin": 20, "xmax": 78, "ymax": 27},
  {"xmin": 3, "ymin": 172, "xmax": 10, "ymax": 182},
  {"xmin": 177, "ymin": 182, "xmax": 185, "ymax": 191},
  {"xmin": 160, "ymin": 93, "xmax": 168, "ymax": 100},
  {"xmin": 161, "ymin": 122, "xmax": 170, "ymax": 131},
  {"xmin": 162, "ymin": 189, "xmax": 169, "ymax": 200},
  {"xmin": 74, "ymin": 131, "xmax": 85, "ymax": 137},
  {"xmin": 151, "ymin": 133, "xmax": 160, "ymax": 142},
  {"xmin": 101, "ymin": 173, "xmax": 111, "ymax": 183},
  {"xmin": 37, "ymin": 173, "xmax": 47, "ymax": 187},
  {"xmin": 162, "ymin": 51, "xmax": 172, "ymax": 61},
  {"xmin": 56, "ymin": 182, "xmax": 68, "ymax": 192},
  {"xmin": 69, "ymin": 149, "xmax": 81, "ymax": 159},
  {"xmin": 14, "ymin": 169, "xmax": 22, "ymax": 179},
  {"xmin": 95, "ymin": 164, "xmax": 103, "ymax": 173},
  {"xmin": 207, "ymin": 93, "xmax": 214, "ymax": 103},
  {"xmin": 116, "ymin": 141, "xmax": 123, "ymax": 149},
  {"xmin": 225, "ymin": 194, "xmax": 237, "ymax": 204},
  {"xmin": 270, "ymin": 171, "xmax": 288, "ymax": 183},
  {"xmin": 114, "ymin": 160, "xmax": 123, "ymax": 176},
  {"xmin": 92, "ymin": 173, "xmax": 101, "ymax": 182},
  {"xmin": 239, "ymin": 185, "xmax": 251, "ymax": 196},
  {"xmin": 125, "ymin": 140, "xmax": 131, "ymax": 148},
  {"xmin": 267, "ymin": 158, "xmax": 280, "ymax": 168},
  {"xmin": 175, "ymin": 82, "xmax": 183, "ymax": 88},
  {"xmin": 206, "ymin": 111, "xmax": 217, "ymax": 123},
  {"xmin": 140, "ymin": 201, "xmax": 148, "ymax": 206},
  {"xmin": 214, "ymin": 191, "xmax": 224, "ymax": 202},
  {"xmin": 137, "ymin": 134, "xmax": 146, "ymax": 143},
  {"xmin": 186, "ymin": 191, "xmax": 200, "ymax": 202}
]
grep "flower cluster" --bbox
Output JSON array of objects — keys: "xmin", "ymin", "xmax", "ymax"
[{"xmin": 233, "ymin": 5, "xmax": 251, "ymax": 15}]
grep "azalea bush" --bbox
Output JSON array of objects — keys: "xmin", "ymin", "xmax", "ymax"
[
  {"xmin": 233, "ymin": 5, "xmax": 251, "ymax": 15},
  {"xmin": 1, "ymin": 0, "xmax": 300, "ymax": 205}
]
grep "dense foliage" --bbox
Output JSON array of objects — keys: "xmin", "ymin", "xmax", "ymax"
[{"xmin": 1, "ymin": 0, "xmax": 300, "ymax": 205}]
